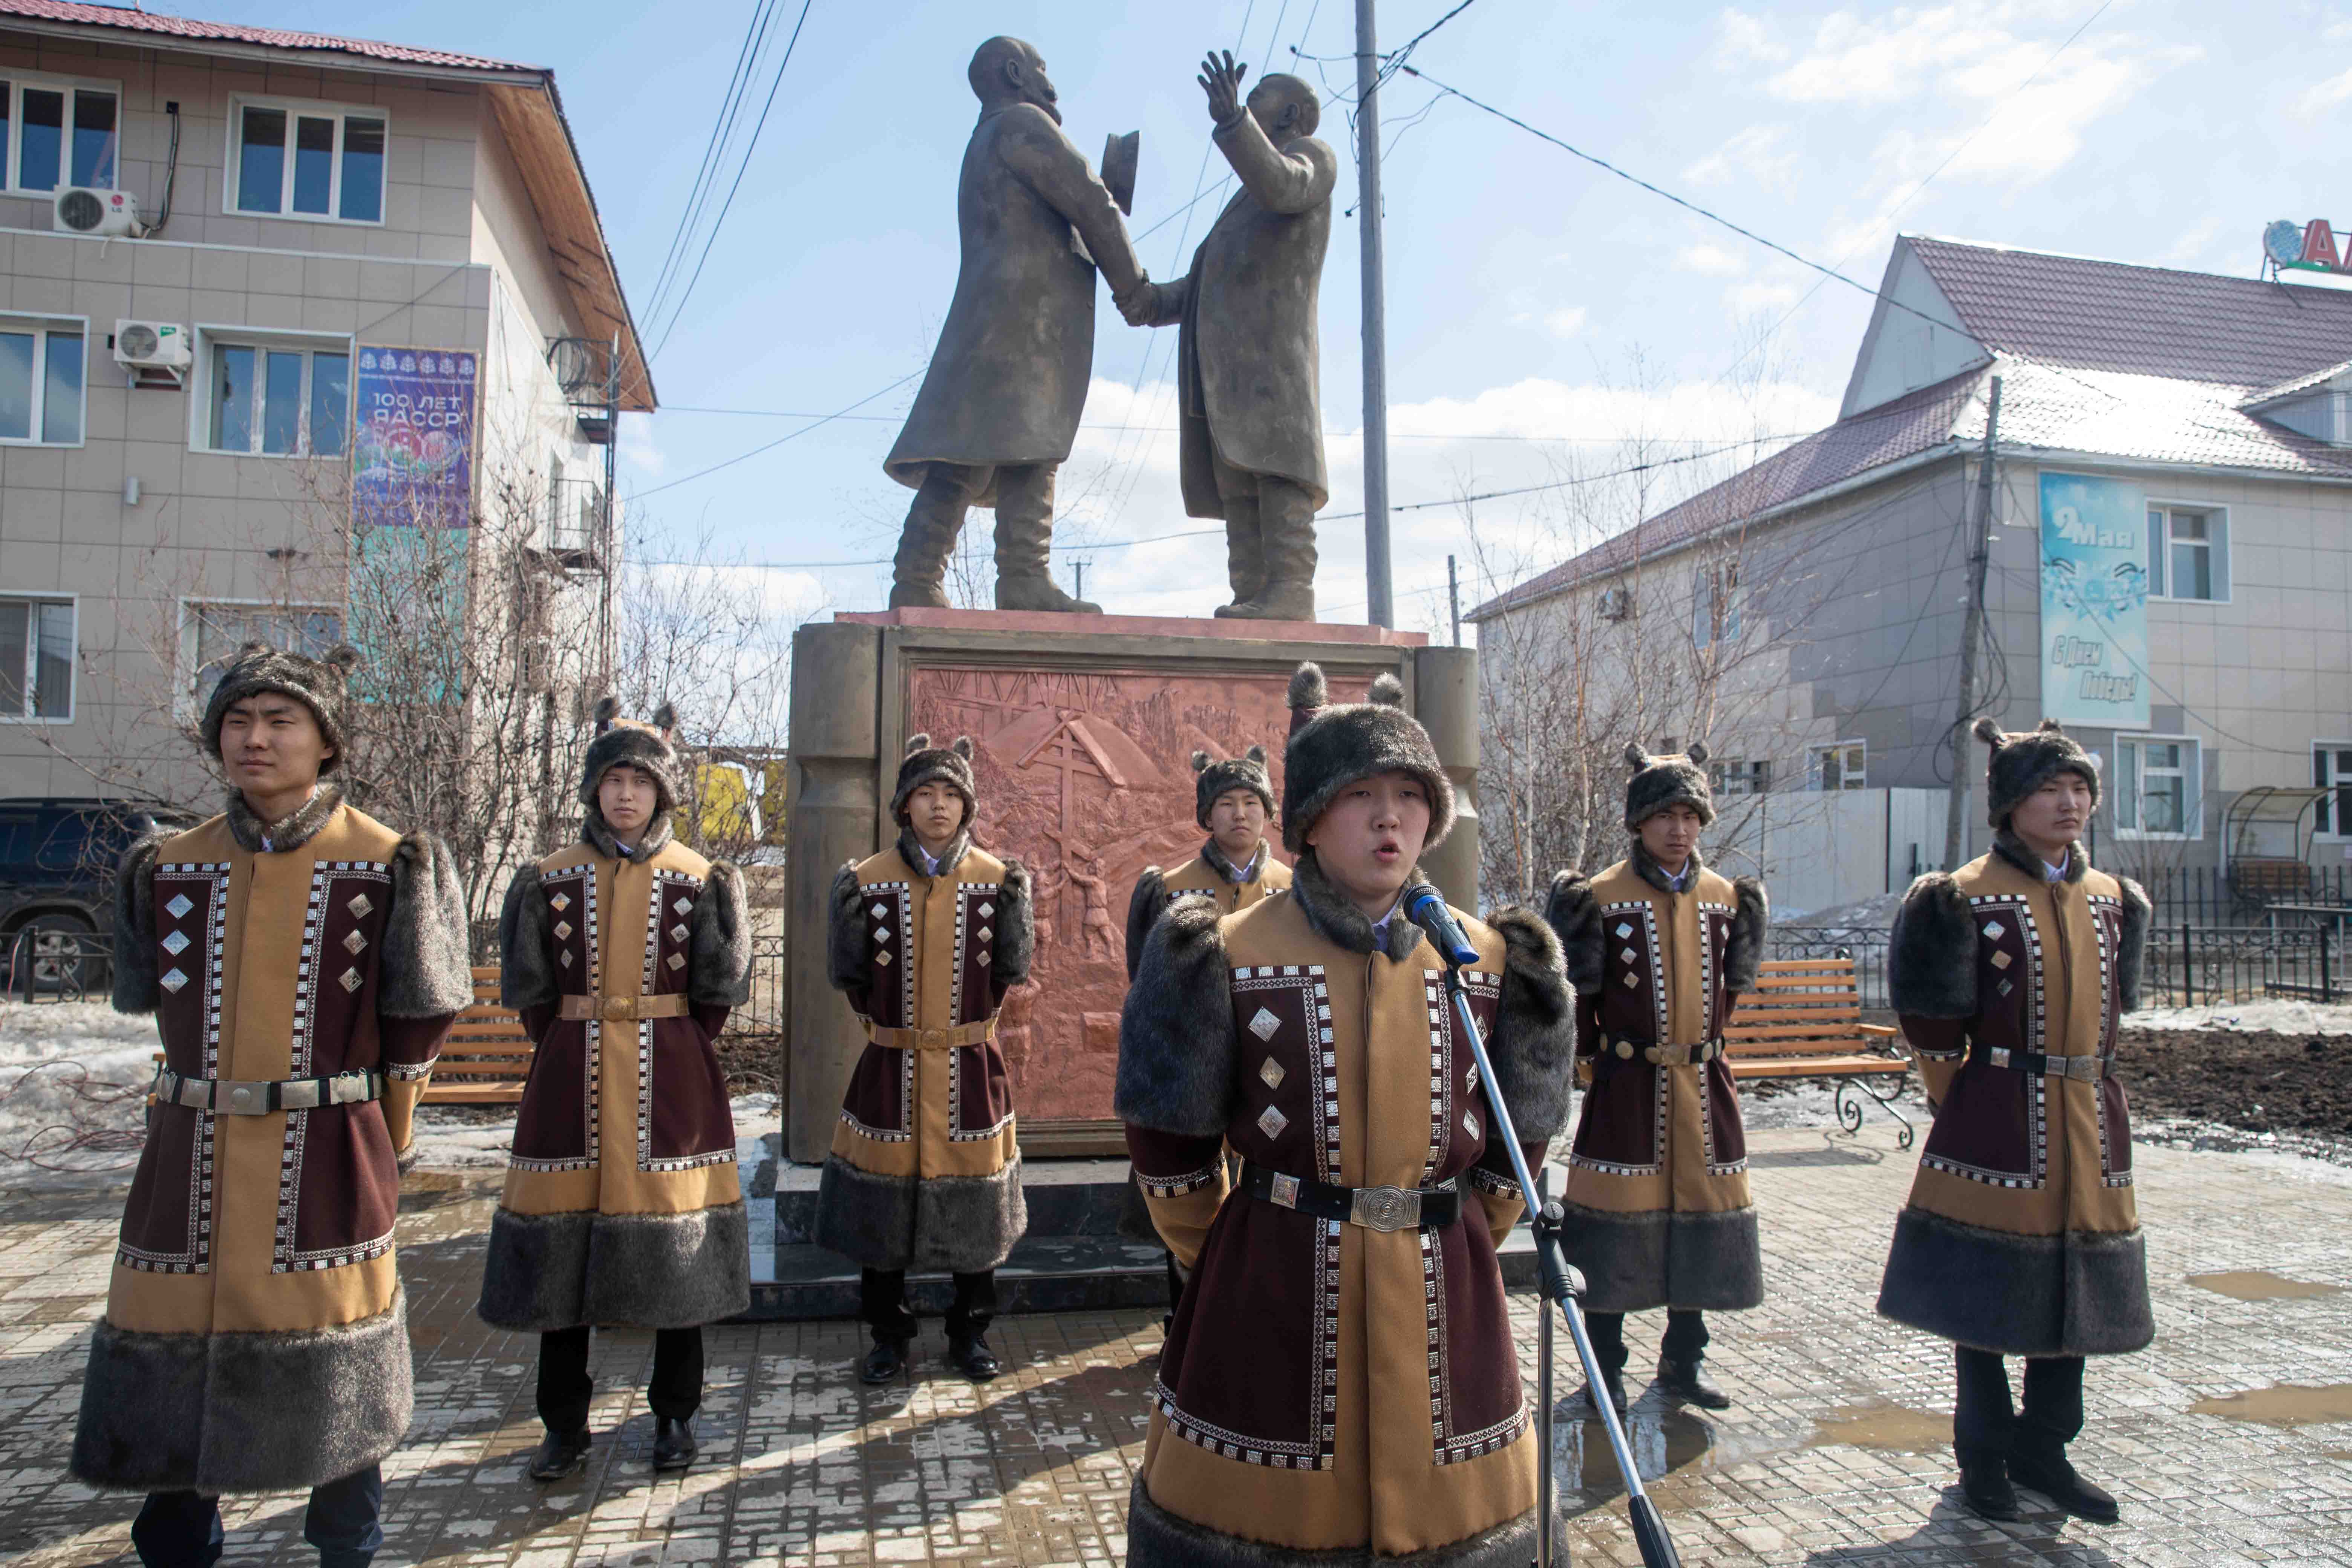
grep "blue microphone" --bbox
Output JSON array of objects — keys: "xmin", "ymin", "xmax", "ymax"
[{"xmin": 1401, "ymin": 882, "xmax": 1479, "ymax": 967}]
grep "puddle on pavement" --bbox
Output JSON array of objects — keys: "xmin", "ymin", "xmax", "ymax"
[
  {"xmin": 1551, "ymin": 1396, "xmax": 1958, "ymax": 1499},
  {"xmin": 398, "ymin": 1170, "xmax": 469, "ymax": 1210},
  {"xmin": 2187, "ymin": 1269, "xmax": 2343, "ymax": 1301},
  {"xmin": 1807, "ymin": 1402, "xmax": 1951, "ymax": 1451},
  {"xmin": 2190, "ymin": 1384, "xmax": 2352, "ymax": 1426}
]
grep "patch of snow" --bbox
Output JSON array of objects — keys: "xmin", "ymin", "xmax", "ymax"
[
  {"xmin": 0, "ymin": 1001, "xmax": 155, "ymax": 1183},
  {"xmin": 2121, "ymin": 1000, "xmax": 2352, "ymax": 1035}
]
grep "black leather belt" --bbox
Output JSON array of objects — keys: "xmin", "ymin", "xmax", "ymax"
[
  {"xmin": 151, "ymin": 1066, "xmax": 384, "ymax": 1114},
  {"xmin": 1976, "ymin": 1046, "xmax": 2112, "ymax": 1082},
  {"xmin": 1597, "ymin": 1035, "xmax": 1726, "ymax": 1065},
  {"xmin": 1240, "ymin": 1161, "xmax": 1459, "ymax": 1233}
]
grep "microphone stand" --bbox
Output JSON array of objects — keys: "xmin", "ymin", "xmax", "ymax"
[{"xmin": 1441, "ymin": 960, "xmax": 1683, "ymax": 1568}]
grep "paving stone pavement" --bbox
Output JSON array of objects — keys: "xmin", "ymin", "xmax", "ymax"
[{"xmin": 3, "ymin": 1125, "xmax": 2349, "ymax": 1566}]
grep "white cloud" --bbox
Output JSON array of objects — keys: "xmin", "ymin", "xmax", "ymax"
[
  {"xmin": 2294, "ymin": 64, "xmax": 2352, "ymax": 122},
  {"xmin": 1713, "ymin": 8, "xmax": 1789, "ymax": 67},
  {"xmin": 1544, "ymin": 306, "xmax": 1589, "ymax": 337},
  {"xmin": 618, "ymin": 412, "xmax": 665, "ymax": 476},
  {"xmin": 1683, "ymin": 124, "xmax": 1799, "ymax": 194},
  {"xmin": 1676, "ymin": 244, "xmax": 1747, "ymax": 277}
]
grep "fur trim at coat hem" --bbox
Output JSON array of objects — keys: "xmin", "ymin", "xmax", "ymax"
[
  {"xmin": 1125, "ymin": 1475, "xmax": 1564, "ymax": 1567},
  {"xmin": 72, "ymin": 1288, "xmax": 413, "ymax": 1494},
  {"xmin": 1876, "ymin": 1205, "xmax": 2153, "ymax": 1358},
  {"xmin": 1556, "ymin": 1200, "xmax": 1766, "ymax": 1314},
  {"xmin": 475, "ymin": 1203, "xmax": 752, "ymax": 1332},
  {"xmin": 812, "ymin": 1153, "xmax": 1029, "ymax": 1273}
]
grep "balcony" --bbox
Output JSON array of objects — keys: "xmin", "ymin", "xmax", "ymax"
[{"xmin": 545, "ymin": 476, "xmax": 610, "ymax": 573}]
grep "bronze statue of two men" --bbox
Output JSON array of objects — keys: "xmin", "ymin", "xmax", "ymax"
[{"xmin": 885, "ymin": 40, "xmax": 1333, "ymax": 621}]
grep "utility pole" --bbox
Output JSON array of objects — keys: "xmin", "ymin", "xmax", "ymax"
[
  {"xmin": 1355, "ymin": 0, "xmax": 1393, "ymax": 628},
  {"xmin": 1943, "ymin": 374, "xmax": 2002, "ymax": 871},
  {"xmin": 1448, "ymin": 554, "xmax": 1461, "ymax": 645},
  {"xmin": 1072, "ymin": 559, "xmax": 1084, "ymax": 603}
]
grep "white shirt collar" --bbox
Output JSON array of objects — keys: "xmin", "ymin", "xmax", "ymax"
[
  {"xmin": 1658, "ymin": 859, "xmax": 1693, "ymax": 891},
  {"xmin": 915, "ymin": 844, "xmax": 941, "ymax": 876},
  {"xmin": 1214, "ymin": 843, "xmax": 1260, "ymax": 883},
  {"xmin": 2043, "ymin": 854, "xmax": 2069, "ymax": 883}
]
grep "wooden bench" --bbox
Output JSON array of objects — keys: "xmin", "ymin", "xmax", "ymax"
[
  {"xmin": 1726, "ymin": 956, "xmax": 1914, "ymax": 1147},
  {"xmin": 421, "ymin": 965, "xmax": 534, "ymax": 1106}
]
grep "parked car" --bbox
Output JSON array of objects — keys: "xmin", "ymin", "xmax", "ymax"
[{"xmin": 0, "ymin": 798, "xmax": 201, "ymax": 999}]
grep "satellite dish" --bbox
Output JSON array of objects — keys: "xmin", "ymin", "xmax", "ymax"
[
  {"xmin": 546, "ymin": 337, "xmax": 606, "ymax": 400},
  {"xmin": 2264, "ymin": 219, "xmax": 2307, "ymax": 267}
]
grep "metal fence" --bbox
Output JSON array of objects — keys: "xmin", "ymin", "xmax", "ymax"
[
  {"xmin": 1768, "ymin": 928, "xmax": 1892, "ymax": 1009},
  {"xmin": 2136, "ymin": 864, "xmax": 2352, "ymax": 926}
]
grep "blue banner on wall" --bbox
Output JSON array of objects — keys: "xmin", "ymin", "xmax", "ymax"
[
  {"xmin": 351, "ymin": 347, "xmax": 477, "ymax": 530},
  {"xmin": 2038, "ymin": 471, "xmax": 2151, "ymax": 730}
]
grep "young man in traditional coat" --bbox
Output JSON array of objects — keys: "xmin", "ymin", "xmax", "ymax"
[
  {"xmin": 1119, "ymin": 742, "xmax": 1294, "ymax": 1317},
  {"xmin": 1879, "ymin": 718, "xmax": 2151, "ymax": 1525},
  {"xmin": 477, "ymin": 700, "xmax": 752, "ymax": 1480},
  {"xmin": 73, "ymin": 642, "xmax": 473, "ymax": 1567},
  {"xmin": 1542, "ymin": 743, "xmax": 1768, "ymax": 1417},
  {"xmin": 1116, "ymin": 663, "xmax": 1576, "ymax": 1566},
  {"xmin": 817, "ymin": 734, "xmax": 1034, "ymax": 1384}
]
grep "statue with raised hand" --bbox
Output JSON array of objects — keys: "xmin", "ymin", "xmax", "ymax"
[
  {"xmin": 1119, "ymin": 52, "xmax": 1335, "ymax": 622},
  {"xmin": 883, "ymin": 37, "xmax": 1152, "ymax": 614}
]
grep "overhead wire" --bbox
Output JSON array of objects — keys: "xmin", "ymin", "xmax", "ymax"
[{"xmin": 639, "ymin": 0, "xmax": 777, "ymax": 329}]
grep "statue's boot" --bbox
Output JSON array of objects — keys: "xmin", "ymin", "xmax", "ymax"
[
  {"xmin": 992, "ymin": 461, "xmax": 1101, "ymax": 613},
  {"xmin": 1218, "ymin": 476, "xmax": 1316, "ymax": 622},
  {"xmin": 891, "ymin": 466, "xmax": 975, "ymax": 609},
  {"xmin": 1210, "ymin": 502, "xmax": 1266, "ymax": 618}
]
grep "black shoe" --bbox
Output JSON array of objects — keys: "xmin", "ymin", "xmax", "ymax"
[
  {"xmin": 860, "ymin": 1338, "xmax": 909, "ymax": 1384},
  {"xmin": 1654, "ymin": 1356, "xmax": 1732, "ymax": 1410},
  {"xmin": 2009, "ymin": 1446, "xmax": 2120, "ymax": 1524},
  {"xmin": 652, "ymin": 1415, "xmax": 697, "ymax": 1472},
  {"xmin": 527, "ymin": 1427, "xmax": 591, "ymax": 1482},
  {"xmin": 1579, "ymin": 1367, "xmax": 1629, "ymax": 1418},
  {"xmin": 1958, "ymin": 1450, "xmax": 2020, "ymax": 1521},
  {"xmin": 948, "ymin": 1334, "xmax": 1001, "ymax": 1382}
]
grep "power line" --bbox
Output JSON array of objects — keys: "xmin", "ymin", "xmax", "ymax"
[
  {"xmin": 1377, "ymin": 0, "xmax": 1481, "ymax": 87},
  {"xmin": 653, "ymin": 402, "xmax": 1794, "ymax": 443},
  {"xmin": 648, "ymin": 0, "xmax": 817, "ymax": 361},
  {"xmin": 640, "ymin": 0, "xmax": 776, "ymax": 329},
  {"xmin": 632, "ymin": 366, "xmax": 922, "ymax": 498}
]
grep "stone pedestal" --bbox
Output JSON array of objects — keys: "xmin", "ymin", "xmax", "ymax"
[{"xmin": 782, "ymin": 608, "xmax": 1476, "ymax": 1163}]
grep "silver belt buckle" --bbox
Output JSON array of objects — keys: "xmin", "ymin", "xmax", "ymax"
[
  {"xmin": 1351, "ymin": 1184, "xmax": 1419, "ymax": 1233},
  {"xmin": 2065, "ymin": 1055, "xmax": 2102, "ymax": 1083},
  {"xmin": 1268, "ymin": 1172, "xmax": 1301, "ymax": 1210},
  {"xmin": 1988, "ymin": 1046, "xmax": 2013, "ymax": 1069}
]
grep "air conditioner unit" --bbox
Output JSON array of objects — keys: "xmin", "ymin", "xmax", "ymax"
[
  {"xmin": 113, "ymin": 320, "xmax": 192, "ymax": 389},
  {"xmin": 55, "ymin": 187, "xmax": 145, "ymax": 238},
  {"xmin": 1598, "ymin": 585, "xmax": 1633, "ymax": 622}
]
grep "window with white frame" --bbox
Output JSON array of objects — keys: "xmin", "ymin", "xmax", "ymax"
[
  {"xmin": 2147, "ymin": 504, "xmax": 2230, "ymax": 602},
  {"xmin": 1712, "ymin": 759, "xmax": 1770, "ymax": 796},
  {"xmin": 0, "ymin": 596, "xmax": 75, "ymax": 721},
  {"xmin": 0, "ymin": 317, "xmax": 85, "ymax": 446},
  {"xmin": 1814, "ymin": 740, "xmax": 1866, "ymax": 790},
  {"xmin": 2116, "ymin": 735, "xmax": 2202, "ymax": 836},
  {"xmin": 0, "ymin": 75, "xmax": 119, "ymax": 193},
  {"xmin": 180, "ymin": 604, "xmax": 344, "ymax": 717},
  {"xmin": 228, "ymin": 96, "xmax": 387, "ymax": 223},
  {"xmin": 2316, "ymin": 742, "xmax": 2352, "ymax": 838},
  {"xmin": 1691, "ymin": 561, "xmax": 1743, "ymax": 649},
  {"xmin": 199, "ymin": 334, "xmax": 350, "ymax": 456}
]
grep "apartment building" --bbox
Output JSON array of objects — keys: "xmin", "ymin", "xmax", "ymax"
[
  {"xmin": 1472, "ymin": 235, "xmax": 2352, "ymax": 908},
  {"xmin": 0, "ymin": 0, "xmax": 651, "ymax": 807}
]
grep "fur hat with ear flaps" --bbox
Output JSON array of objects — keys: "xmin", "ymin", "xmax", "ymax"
[
  {"xmin": 1975, "ymin": 715, "xmax": 2099, "ymax": 827},
  {"xmin": 1279, "ymin": 662, "xmax": 1455, "ymax": 855},
  {"xmin": 201, "ymin": 640, "xmax": 362, "ymax": 775},
  {"xmin": 1623, "ymin": 740, "xmax": 1716, "ymax": 830},
  {"xmin": 578, "ymin": 696, "xmax": 685, "ymax": 813},
  {"xmin": 1191, "ymin": 744, "xmax": 1275, "ymax": 829},
  {"xmin": 892, "ymin": 732, "xmax": 978, "ymax": 828}
]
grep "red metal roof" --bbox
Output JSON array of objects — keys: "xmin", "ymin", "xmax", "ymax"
[{"xmin": 0, "ymin": 0, "xmax": 540, "ymax": 74}]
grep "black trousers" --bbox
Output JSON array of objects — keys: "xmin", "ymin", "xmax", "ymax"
[
  {"xmin": 537, "ymin": 1324, "xmax": 704, "ymax": 1435},
  {"xmin": 861, "ymin": 1267, "xmax": 996, "ymax": 1343},
  {"xmin": 133, "ymin": 1465, "xmax": 382, "ymax": 1568},
  {"xmin": 1953, "ymin": 1347, "xmax": 2085, "ymax": 1460},
  {"xmin": 1585, "ymin": 1308, "xmax": 1710, "ymax": 1375}
]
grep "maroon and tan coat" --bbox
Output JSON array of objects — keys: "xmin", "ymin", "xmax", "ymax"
[
  {"xmin": 1123, "ymin": 838, "xmax": 1293, "ymax": 982},
  {"xmin": 815, "ymin": 827, "xmax": 1035, "ymax": 1272},
  {"xmin": 1115, "ymin": 855, "xmax": 1576, "ymax": 1566},
  {"xmin": 477, "ymin": 813, "xmax": 752, "ymax": 1331},
  {"xmin": 1543, "ymin": 845, "xmax": 1768, "ymax": 1315},
  {"xmin": 1877, "ymin": 834, "xmax": 2152, "ymax": 1357},
  {"xmin": 72, "ymin": 787, "xmax": 471, "ymax": 1494}
]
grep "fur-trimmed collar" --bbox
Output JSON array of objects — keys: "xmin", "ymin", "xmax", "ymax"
[
  {"xmin": 897, "ymin": 825, "xmax": 972, "ymax": 880},
  {"xmin": 583, "ymin": 808, "xmax": 675, "ymax": 864},
  {"xmin": 226, "ymin": 783, "xmax": 342, "ymax": 853},
  {"xmin": 1992, "ymin": 829, "xmax": 2087, "ymax": 884},
  {"xmin": 1631, "ymin": 839, "xmax": 1704, "ymax": 895},
  {"xmin": 1201, "ymin": 838, "xmax": 1270, "ymax": 885},
  {"xmin": 1289, "ymin": 851, "xmax": 1426, "ymax": 962}
]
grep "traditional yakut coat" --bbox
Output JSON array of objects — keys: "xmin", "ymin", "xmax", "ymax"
[
  {"xmin": 1123, "ymin": 839, "xmax": 1293, "ymax": 976},
  {"xmin": 1543, "ymin": 845, "xmax": 1768, "ymax": 1315},
  {"xmin": 816, "ymin": 826, "xmax": 1035, "ymax": 1272},
  {"xmin": 1877, "ymin": 831, "xmax": 2152, "ymax": 1357},
  {"xmin": 478, "ymin": 813, "xmax": 753, "ymax": 1332},
  {"xmin": 1116, "ymin": 856, "xmax": 1576, "ymax": 1565},
  {"xmin": 72, "ymin": 786, "xmax": 472, "ymax": 1493}
]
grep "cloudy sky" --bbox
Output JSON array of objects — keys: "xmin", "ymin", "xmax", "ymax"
[{"xmin": 225, "ymin": 0, "xmax": 2352, "ymax": 634}]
